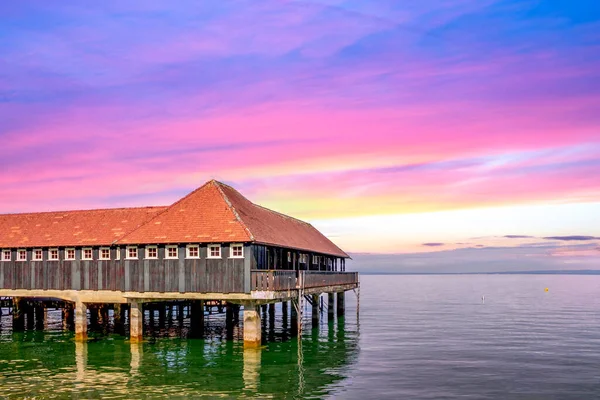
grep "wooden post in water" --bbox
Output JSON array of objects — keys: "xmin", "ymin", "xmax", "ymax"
[
  {"xmin": 312, "ymin": 294, "xmax": 319, "ymax": 326},
  {"xmin": 129, "ymin": 300, "xmax": 144, "ymax": 343},
  {"xmin": 337, "ymin": 292, "xmax": 345, "ymax": 317},
  {"xmin": 190, "ymin": 300, "xmax": 204, "ymax": 338},
  {"xmin": 328, "ymin": 293, "xmax": 335, "ymax": 321},
  {"xmin": 243, "ymin": 303, "xmax": 261, "ymax": 347},
  {"xmin": 63, "ymin": 302, "xmax": 74, "ymax": 331},
  {"xmin": 226, "ymin": 303, "xmax": 234, "ymax": 339},
  {"xmin": 34, "ymin": 304, "xmax": 45, "ymax": 330},
  {"xmin": 12, "ymin": 297, "xmax": 25, "ymax": 331},
  {"xmin": 75, "ymin": 301, "xmax": 87, "ymax": 341}
]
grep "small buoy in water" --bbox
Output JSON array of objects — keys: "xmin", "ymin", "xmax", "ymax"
[{"xmin": 545, "ymin": 288, "xmax": 549, "ymax": 292}]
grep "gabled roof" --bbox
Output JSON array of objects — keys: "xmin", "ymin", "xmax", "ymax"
[
  {"xmin": 0, "ymin": 180, "xmax": 349, "ymax": 258},
  {"xmin": 0, "ymin": 207, "xmax": 166, "ymax": 248}
]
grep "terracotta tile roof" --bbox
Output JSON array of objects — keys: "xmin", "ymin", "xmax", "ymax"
[
  {"xmin": 118, "ymin": 181, "xmax": 253, "ymax": 245},
  {"xmin": 0, "ymin": 180, "xmax": 349, "ymax": 258},
  {"xmin": 0, "ymin": 207, "xmax": 166, "ymax": 248},
  {"xmin": 217, "ymin": 182, "xmax": 349, "ymax": 258}
]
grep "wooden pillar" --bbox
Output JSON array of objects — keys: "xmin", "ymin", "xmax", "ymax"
[
  {"xmin": 63, "ymin": 302, "xmax": 75, "ymax": 331},
  {"xmin": 312, "ymin": 294, "xmax": 319, "ymax": 325},
  {"xmin": 12, "ymin": 297, "xmax": 25, "ymax": 331},
  {"xmin": 226, "ymin": 303, "xmax": 234, "ymax": 339},
  {"xmin": 328, "ymin": 293, "xmax": 335, "ymax": 321},
  {"xmin": 190, "ymin": 300, "xmax": 204, "ymax": 338},
  {"xmin": 243, "ymin": 303, "xmax": 261, "ymax": 347},
  {"xmin": 35, "ymin": 304, "xmax": 45, "ymax": 330},
  {"xmin": 75, "ymin": 302, "xmax": 87, "ymax": 341},
  {"xmin": 290, "ymin": 301, "xmax": 298, "ymax": 336},
  {"xmin": 129, "ymin": 300, "xmax": 143, "ymax": 343},
  {"xmin": 113, "ymin": 303, "xmax": 124, "ymax": 334},
  {"xmin": 337, "ymin": 292, "xmax": 345, "ymax": 317},
  {"xmin": 26, "ymin": 303, "xmax": 34, "ymax": 330}
]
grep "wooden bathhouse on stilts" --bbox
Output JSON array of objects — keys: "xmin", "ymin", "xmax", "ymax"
[{"xmin": 0, "ymin": 180, "xmax": 358, "ymax": 346}]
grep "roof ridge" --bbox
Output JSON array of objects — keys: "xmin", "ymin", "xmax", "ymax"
[
  {"xmin": 213, "ymin": 181, "xmax": 255, "ymax": 241},
  {"xmin": 215, "ymin": 181, "xmax": 313, "ymax": 227},
  {"xmin": 0, "ymin": 205, "xmax": 167, "ymax": 218},
  {"xmin": 115, "ymin": 180, "xmax": 217, "ymax": 245}
]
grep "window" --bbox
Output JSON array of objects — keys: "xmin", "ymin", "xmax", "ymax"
[
  {"xmin": 116, "ymin": 248, "xmax": 121, "ymax": 260},
  {"xmin": 165, "ymin": 245, "xmax": 178, "ymax": 259},
  {"xmin": 299, "ymin": 254, "xmax": 307, "ymax": 264},
  {"xmin": 146, "ymin": 246, "xmax": 158, "ymax": 259},
  {"xmin": 1, "ymin": 250, "xmax": 10, "ymax": 261},
  {"xmin": 126, "ymin": 246, "xmax": 138, "ymax": 260},
  {"xmin": 65, "ymin": 248, "xmax": 76, "ymax": 260},
  {"xmin": 33, "ymin": 249, "xmax": 43, "ymax": 261},
  {"xmin": 208, "ymin": 244, "xmax": 221, "ymax": 258},
  {"xmin": 313, "ymin": 255, "xmax": 321, "ymax": 264},
  {"xmin": 49, "ymin": 249, "xmax": 59, "ymax": 261},
  {"xmin": 287, "ymin": 252, "xmax": 291, "ymax": 262},
  {"xmin": 17, "ymin": 249, "xmax": 27, "ymax": 261},
  {"xmin": 99, "ymin": 248, "xmax": 110, "ymax": 260},
  {"xmin": 230, "ymin": 244, "xmax": 243, "ymax": 258},
  {"xmin": 82, "ymin": 248, "xmax": 93, "ymax": 260},
  {"xmin": 186, "ymin": 245, "xmax": 199, "ymax": 259}
]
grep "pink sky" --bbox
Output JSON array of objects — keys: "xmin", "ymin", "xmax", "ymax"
[{"xmin": 1, "ymin": 0, "xmax": 599, "ymax": 253}]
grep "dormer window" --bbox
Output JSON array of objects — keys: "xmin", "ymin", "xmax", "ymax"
[
  {"xmin": 146, "ymin": 246, "xmax": 158, "ymax": 259},
  {"xmin": 33, "ymin": 249, "xmax": 43, "ymax": 261},
  {"xmin": 230, "ymin": 244, "xmax": 243, "ymax": 258},
  {"xmin": 165, "ymin": 245, "xmax": 178, "ymax": 259},
  {"xmin": 17, "ymin": 249, "xmax": 27, "ymax": 261},
  {"xmin": 65, "ymin": 248, "xmax": 76, "ymax": 260},
  {"xmin": 82, "ymin": 248, "xmax": 93, "ymax": 260},
  {"xmin": 126, "ymin": 246, "xmax": 138, "ymax": 260},
  {"xmin": 186, "ymin": 245, "xmax": 199, "ymax": 259},
  {"xmin": 207, "ymin": 244, "xmax": 221, "ymax": 259},
  {"xmin": 1, "ymin": 249, "xmax": 11, "ymax": 261},
  {"xmin": 49, "ymin": 249, "xmax": 59, "ymax": 261}
]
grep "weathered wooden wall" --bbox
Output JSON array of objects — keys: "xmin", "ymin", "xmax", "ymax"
[{"xmin": 0, "ymin": 245, "xmax": 250, "ymax": 294}]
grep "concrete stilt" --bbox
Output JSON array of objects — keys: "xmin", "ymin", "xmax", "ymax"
[
  {"xmin": 337, "ymin": 292, "xmax": 345, "ymax": 317},
  {"xmin": 312, "ymin": 294, "xmax": 320, "ymax": 326},
  {"xmin": 190, "ymin": 300, "xmax": 204, "ymax": 338},
  {"xmin": 328, "ymin": 293, "xmax": 335, "ymax": 321},
  {"xmin": 12, "ymin": 297, "xmax": 25, "ymax": 331},
  {"xmin": 129, "ymin": 300, "xmax": 143, "ymax": 343},
  {"xmin": 75, "ymin": 302, "xmax": 88, "ymax": 341},
  {"xmin": 243, "ymin": 304, "xmax": 261, "ymax": 347}
]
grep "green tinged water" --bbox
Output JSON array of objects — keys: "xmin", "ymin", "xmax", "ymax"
[{"xmin": 0, "ymin": 308, "xmax": 359, "ymax": 399}]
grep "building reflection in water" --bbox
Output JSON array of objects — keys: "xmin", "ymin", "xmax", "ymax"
[{"xmin": 1, "ymin": 305, "xmax": 359, "ymax": 398}]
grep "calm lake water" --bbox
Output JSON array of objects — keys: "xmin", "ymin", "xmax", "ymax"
[{"xmin": 1, "ymin": 274, "xmax": 600, "ymax": 399}]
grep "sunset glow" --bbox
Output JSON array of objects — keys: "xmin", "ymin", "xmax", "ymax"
[{"xmin": 2, "ymin": 1, "xmax": 599, "ymax": 253}]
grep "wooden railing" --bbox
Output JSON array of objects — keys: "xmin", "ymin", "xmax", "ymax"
[
  {"xmin": 251, "ymin": 270, "xmax": 358, "ymax": 291},
  {"xmin": 251, "ymin": 270, "xmax": 297, "ymax": 291}
]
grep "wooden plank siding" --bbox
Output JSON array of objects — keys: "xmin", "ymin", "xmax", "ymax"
[{"xmin": 0, "ymin": 245, "xmax": 353, "ymax": 294}]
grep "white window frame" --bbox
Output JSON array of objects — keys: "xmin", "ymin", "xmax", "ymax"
[
  {"xmin": 17, "ymin": 249, "xmax": 27, "ymax": 262},
  {"xmin": 99, "ymin": 247, "xmax": 111, "ymax": 260},
  {"xmin": 145, "ymin": 245, "xmax": 158, "ymax": 260},
  {"xmin": 126, "ymin": 246, "xmax": 138, "ymax": 260},
  {"xmin": 207, "ymin": 244, "xmax": 221, "ymax": 259},
  {"xmin": 32, "ymin": 249, "xmax": 43, "ymax": 261},
  {"xmin": 82, "ymin": 248, "xmax": 93, "ymax": 261},
  {"xmin": 116, "ymin": 248, "xmax": 121, "ymax": 260},
  {"xmin": 65, "ymin": 248, "xmax": 76, "ymax": 261},
  {"xmin": 229, "ymin": 243, "xmax": 244, "ymax": 259},
  {"xmin": 165, "ymin": 245, "xmax": 178, "ymax": 260},
  {"xmin": 1, "ymin": 249, "xmax": 11, "ymax": 261},
  {"xmin": 287, "ymin": 252, "xmax": 291, "ymax": 262},
  {"xmin": 186, "ymin": 244, "xmax": 200, "ymax": 259},
  {"xmin": 49, "ymin": 248, "xmax": 59, "ymax": 261}
]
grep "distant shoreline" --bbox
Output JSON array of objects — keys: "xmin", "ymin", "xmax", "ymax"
[{"xmin": 357, "ymin": 270, "xmax": 600, "ymax": 275}]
